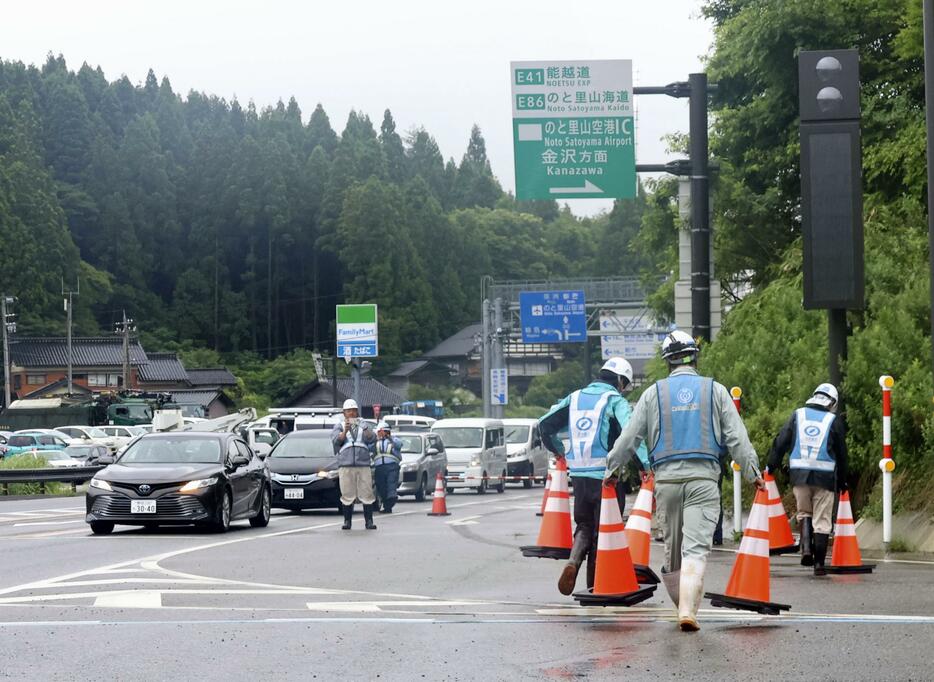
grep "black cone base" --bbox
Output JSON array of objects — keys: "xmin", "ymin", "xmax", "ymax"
[
  {"xmin": 427, "ymin": 511, "xmax": 451, "ymax": 516},
  {"xmin": 826, "ymin": 564, "xmax": 874, "ymax": 574},
  {"xmin": 520, "ymin": 545, "xmax": 571, "ymax": 560},
  {"xmin": 634, "ymin": 564, "xmax": 660, "ymax": 584},
  {"xmin": 769, "ymin": 543, "xmax": 800, "ymax": 556},
  {"xmin": 573, "ymin": 584, "xmax": 656, "ymax": 607},
  {"xmin": 536, "ymin": 512, "xmax": 544, "ymax": 517},
  {"xmin": 705, "ymin": 592, "xmax": 791, "ymax": 616}
]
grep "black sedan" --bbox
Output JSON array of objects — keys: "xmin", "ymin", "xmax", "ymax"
[
  {"xmin": 267, "ymin": 430, "xmax": 342, "ymax": 512},
  {"xmin": 85, "ymin": 432, "xmax": 271, "ymax": 535}
]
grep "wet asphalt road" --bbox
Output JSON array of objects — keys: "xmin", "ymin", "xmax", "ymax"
[{"xmin": 0, "ymin": 487, "xmax": 932, "ymax": 681}]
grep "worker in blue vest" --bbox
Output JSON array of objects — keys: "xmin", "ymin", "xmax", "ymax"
[
  {"xmin": 539, "ymin": 357, "xmax": 649, "ymax": 596},
  {"xmin": 767, "ymin": 383, "xmax": 848, "ymax": 576},
  {"xmin": 372, "ymin": 421, "xmax": 403, "ymax": 514},
  {"xmin": 606, "ymin": 330, "xmax": 764, "ymax": 632}
]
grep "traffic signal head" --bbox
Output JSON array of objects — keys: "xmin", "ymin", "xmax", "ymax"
[{"xmin": 798, "ymin": 49, "xmax": 860, "ymax": 122}]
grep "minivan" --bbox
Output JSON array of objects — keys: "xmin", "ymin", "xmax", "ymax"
[
  {"xmin": 430, "ymin": 418, "xmax": 507, "ymax": 494},
  {"xmin": 502, "ymin": 418, "xmax": 549, "ymax": 488}
]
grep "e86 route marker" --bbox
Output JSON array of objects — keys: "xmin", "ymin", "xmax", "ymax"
[{"xmin": 511, "ymin": 59, "xmax": 636, "ymax": 200}]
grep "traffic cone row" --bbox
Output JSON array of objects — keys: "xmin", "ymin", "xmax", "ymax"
[
  {"xmin": 426, "ymin": 473, "xmax": 450, "ymax": 516},
  {"xmin": 520, "ymin": 458, "xmax": 572, "ymax": 560},
  {"xmin": 624, "ymin": 478, "xmax": 660, "ymax": 584},
  {"xmin": 764, "ymin": 472, "xmax": 798, "ymax": 555},
  {"xmin": 573, "ymin": 482, "xmax": 656, "ymax": 606},
  {"xmin": 706, "ymin": 488, "xmax": 791, "ymax": 615},
  {"xmin": 828, "ymin": 491, "xmax": 874, "ymax": 574}
]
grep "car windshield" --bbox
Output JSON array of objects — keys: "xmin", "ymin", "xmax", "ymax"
[
  {"xmin": 126, "ymin": 426, "xmax": 146, "ymax": 436},
  {"xmin": 253, "ymin": 430, "xmax": 279, "ymax": 445},
  {"xmin": 270, "ymin": 434, "xmax": 335, "ymax": 458},
  {"xmin": 45, "ymin": 450, "xmax": 70, "ymax": 461},
  {"xmin": 398, "ymin": 436, "xmax": 423, "ymax": 458},
  {"xmin": 8, "ymin": 436, "xmax": 35, "ymax": 446},
  {"xmin": 505, "ymin": 426, "xmax": 530, "ymax": 444},
  {"xmin": 119, "ymin": 437, "xmax": 222, "ymax": 464},
  {"xmin": 64, "ymin": 445, "xmax": 93, "ymax": 456},
  {"xmin": 85, "ymin": 427, "xmax": 109, "ymax": 438},
  {"xmin": 432, "ymin": 427, "xmax": 482, "ymax": 448}
]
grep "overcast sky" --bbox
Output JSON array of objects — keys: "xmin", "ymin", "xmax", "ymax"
[{"xmin": 1, "ymin": 0, "xmax": 713, "ymax": 216}]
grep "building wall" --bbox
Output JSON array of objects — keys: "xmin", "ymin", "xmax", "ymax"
[{"xmin": 12, "ymin": 368, "xmax": 141, "ymax": 397}]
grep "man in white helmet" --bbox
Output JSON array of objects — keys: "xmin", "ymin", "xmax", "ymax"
[
  {"xmin": 372, "ymin": 421, "xmax": 403, "ymax": 514},
  {"xmin": 539, "ymin": 356, "xmax": 649, "ymax": 596},
  {"xmin": 767, "ymin": 383, "xmax": 848, "ymax": 576},
  {"xmin": 605, "ymin": 330, "xmax": 764, "ymax": 632},
  {"xmin": 331, "ymin": 399, "xmax": 377, "ymax": 530}
]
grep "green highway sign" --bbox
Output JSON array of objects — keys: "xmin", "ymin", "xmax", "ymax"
[{"xmin": 510, "ymin": 60, "xmax": 635, "ymax": 200}]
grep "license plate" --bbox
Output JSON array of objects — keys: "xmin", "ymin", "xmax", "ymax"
[
  {"xmin": 284, "ymin": 488, "xmax": 304, "ymax": 500},
  {"xmin": 131, "ymin": 500, "xmax": 156, "ymax": 514}
]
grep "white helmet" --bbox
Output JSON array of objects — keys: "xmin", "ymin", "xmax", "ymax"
[
  {"xmin": 806, "ymin": 383, "xmax": 838, "ymax": 409},
  {"xmin": 376, "ymin": 421, "xmax": 390, "ymax": 432},
  {"xmin": 342, "ymin": 398, "xmax": 359, "ymax": 411},
  {"xmin": 661, "ymin": 330, "xmax": 699, "ymax": 363},
  {"xmin": 601, "ymin": 357, "xmax": 634, "ymax": 385}
]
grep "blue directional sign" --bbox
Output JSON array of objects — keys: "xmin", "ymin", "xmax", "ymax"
[
  {"xmin": 519, "ymin": 290, "xmax": 587, "ymax": 343},
  {"xmin": 491, "ymin": 368, "xmax": 508, "ymax": 406}
]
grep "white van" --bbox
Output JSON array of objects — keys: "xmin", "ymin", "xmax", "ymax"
[
  {"xmin": 431, "ymin": 418, "xmax": 507, "ymax": 494},
  {"xmin": 383, "ymin": 415, "xmax": 436, "ymax": 432},
  {"xmin": 502, "ymin": 418, "xmax": 549, "ymax": 488}
]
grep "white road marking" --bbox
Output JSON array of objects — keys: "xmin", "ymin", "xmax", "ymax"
[
  {"xmin": 13, "ymin": 520, "xmax": 83, "ymax": 527},
  {"xmin": 94, "ymin": 590, "xmax": 163, "ymax": 609},
  {"xmin": 447, "ymin": 515, "xmax": 481, "ymax": 526}
]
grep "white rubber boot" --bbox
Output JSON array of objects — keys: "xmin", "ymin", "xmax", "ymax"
[
  {"xmin": 678, "ymin": 557, "xmax": 705, "ymax": 632},
  {"xmin": 661, "ymin": 568, "xmax": 680, "ymax": 609}
]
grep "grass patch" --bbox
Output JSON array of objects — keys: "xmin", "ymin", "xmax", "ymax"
[
  {"xmin": 0, "ymin": 453, "xmax": 75, "ymax": 496},
  {"xmin": 888, "ymin": 536, "xmax": 916, "ymax": 553}
]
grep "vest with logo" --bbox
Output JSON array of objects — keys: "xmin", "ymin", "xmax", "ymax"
[
  {"xmin": 650, "ymin": 374, "xmax": 725, "ymax": 467},
  {"xmin": 566, "ymin": 385, "xmax": 619, "ymax": 475},
  {"xmin": 790, "ymin": 407, "xmax": 836, "ymax": 473}
]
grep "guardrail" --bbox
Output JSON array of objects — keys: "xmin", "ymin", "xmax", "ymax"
[{"xmin": 0, "ymin": 466, "xmax": 104, "ymax": 495}]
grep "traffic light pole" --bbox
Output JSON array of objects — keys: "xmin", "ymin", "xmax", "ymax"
[{"xmin": 923, "ymin": 0, "xmax": 934, "ymax": 389}]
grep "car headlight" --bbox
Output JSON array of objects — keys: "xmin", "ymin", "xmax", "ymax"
[
  {"xmin": 402, "ymin": 462, "xmax": 418, "ymax": 471},
  {"xmin": 469, "ymin": 457, "xmax": 481, "ymax": 467},
  {"xmin": 179, "ymin": 477, "xmax": 218, "ymax": 492},
  {"xmin": 90, "ymin": 478, "xmax": 112, "ymax": 491}
]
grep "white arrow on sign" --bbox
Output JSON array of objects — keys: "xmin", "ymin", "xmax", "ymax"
[{"xmin": 549, "ymin": 180, "xmax": 603, "ymax": 195}]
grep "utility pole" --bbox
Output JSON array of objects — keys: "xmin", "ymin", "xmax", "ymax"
[
  {"xmin": 62, "ymin": 278, "xmax": 79, "ymax": 395},
  {"xmin": 481, "ymin": 298, "xmax": 491, "ymax": 418},
  {"xmin": 492, "ymin": 297, "xmax": 505, "ymax": 419},
  {"xmin": 115, "ymin": 312, "xmax": 136, "ymax": 391},
  {"xmin": 1, "ymin": 295, "xmax": 15, "ymax": 408},
  {"xmin": 924, "ymin": 0, "xmax": 934, "ymax": 388},
  {"xmin": 689, "ymin": 72, "xmax": 711, "ymax": 342}
]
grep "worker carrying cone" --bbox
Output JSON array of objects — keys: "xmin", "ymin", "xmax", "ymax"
[
  {"xmin": 763, "ymin": 471, "xmax": 799, "ymax": 555},
  {"xmin": 828, "ymin": 490, "xmax": 874, "ymax": 574},
  {"xmin": 426, "ymin": 472, "xmax": 451, "ymax": 517},
  {"xmin": 520, "ymin": 458, "xmax": 572, "ymax": 559},
  {"xmin": 604, "ymin": 331, "xmax": 765, "ymax": 631},
  {"xmin": 706, "ymin": 488, "xmax": 791, "ymax": 615},
  {"xmin": 767, "ymin": 382, "xmax": 849, "ymax": 573},
  {"xmin": 625, "ymin": 476, "xmax": 660, "ymax": 584},
  {"xmin": 538, "ymin": 357, "xmax": 649, "ymax": 596},
  {"xmin": 573, "ymin": 481, "xmax": 656, "ymax": 606}
]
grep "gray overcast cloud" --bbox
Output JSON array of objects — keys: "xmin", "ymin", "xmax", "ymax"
[{"xmin": 1, "ymin": 0, "xmax": 712, "ymax": 215}]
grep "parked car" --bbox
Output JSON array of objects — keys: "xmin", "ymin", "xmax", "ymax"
[
  {"xmin": 63, "ymin": 444, "xmax": 110, "ymax": 465},
  {"xmin": 45, "ymin": 450, "xmax": 85, "ymax": 468},
  {"xmin": 396, "ymin": 431, "xmax": 448, "ymax": 501},
  {"xmin": 58, "ymin": 425, "xmax": 118, "ymax": 452},
  {"xmin": 383, "ymin": 415, "xmax": 436, "ymax": 432},
  {"xmin": 266, "ymin": 430, "xmax": 342, "ymax": 512},
  {"xmin": 430, "ymin": 418, "xmax": 507, "ymax": 494},
  {"xmin": 4, "ymin": 432, "xmax": 70, "ymax": 457},
  {"xmin": 502, "ymin": 418, "xmax": 549, "ymax": 488},
  {"xmin": 85, "ymin": 432, "xmax": 271, "ymax": 535},
  {"xmin": 99, "ymin": 425, "xmax": 147, "ymax": 450}
]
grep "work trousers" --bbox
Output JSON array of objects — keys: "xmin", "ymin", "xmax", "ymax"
[
  {"xmin": 793, "ymin": 484, "xmax": 835, "ymax": 534},
  {"xmin": 569, "ymin": 476, "xmax": 625, "ymax": 589},
  {"xmin": 339, "ymin": 466, "xmax": 375, "ymax": 507},
  {"xmin": 374, "ymin": 462, "xmax": 400, "ymax": 511},
  {"xmin": 656, "ymin": 478, "xmax": 720, "ymax": 573}
]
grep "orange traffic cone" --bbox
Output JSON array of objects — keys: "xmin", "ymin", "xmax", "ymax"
[
  {"xmin": 764, "ymin": 472, "xmax": 799, "ymax": 555},
  {"xmin": 574, "ymin": 482, "xmax": 656, "ymax": 606},
  {"xmin": 828, "ymin": 491, "xmax": 874, "ymax": 574},
  {"xmin": 536, "ymin": 472, "xmax": 551, "ymax": 517},
  {"xmin": 625, "ymin": 477, "xmax": 660, "ymax": 584},
  {"xmin": 426, "ymin": 473, "xmax": 451, "ymax": 517},
  {"xmin": 706, "ymin": 488, "xmax": 791, "ymax": 615},
  {"xmin": 520, "ymin": 458, "xmax": 572, "ymax": 560}
]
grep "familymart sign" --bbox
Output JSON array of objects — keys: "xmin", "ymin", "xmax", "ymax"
[
  {"xmin": 336, "ymin": 304, "xmax": 378, "ymax": 358},
  {"xmin": 510, "ymin": 59, "xmax": 636, "ymax": 200}
]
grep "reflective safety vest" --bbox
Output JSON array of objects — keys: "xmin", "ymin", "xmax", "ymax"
[
  {"xmin": 650, "ymin": 374, "xmax": 725, "ymax": 467},
  {"xmin": 790, "ymin": 407, "xmax": 836, "ymax": 472},
  {"xmin": 567, "ymin": 386, "xmax": 620, "ymax": 474},
  {"xmin": 373, "ymin": 437, "xmax": 401, "ymax": 465}
]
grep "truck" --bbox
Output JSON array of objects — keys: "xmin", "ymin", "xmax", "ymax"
[
  {"xmin": 400, "ymin": 400, "xmax": 444, "ymax": 420},
  {"xmin": 0, "ymin": 392, "xmax": 174, "ymax": 432}
]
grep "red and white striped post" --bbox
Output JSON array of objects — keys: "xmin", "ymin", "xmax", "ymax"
[
  {"xmin": 730, "ymin": 386, "xmax": 743, "ymax": 535},
  {"xmin": 878, "ymin": 375, "xmax": 895, "ymax": 546}
]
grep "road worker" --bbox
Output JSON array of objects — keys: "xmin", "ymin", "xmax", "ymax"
[
  {"xmin": 331, "ymin": 399, "xmax": 378, "ymax": 530},
  {"xmin": 372, "ymin": 421, "xmax": 403, "ymax": 513},
  {"xmin": 767, "ymin": 383, "xmax": 848, "ymax": 576},
  {"xmin": 605, "ymin": 330, "xmax": 764, "ymax": 631},
  {"xmin": 539, "ymin": 357, "xmax": 648, "ymax": 596}
]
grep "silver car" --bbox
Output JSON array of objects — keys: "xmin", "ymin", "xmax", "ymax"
[{"xmin": 396, "ymin": 432, "xmax": 448, "ymax": 502}]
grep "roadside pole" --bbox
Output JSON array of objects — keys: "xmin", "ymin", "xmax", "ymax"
[
  {"xmin": 482, "ymin": 298, "xmax": 491, "ymax": 418},
  {"xmin": 352, "ymin": 360, "xmax": 360, "ymax": 407},
  {"xmin": 879, "ymin": 375, "xmax": 895, "ymax": 551},
  {"xmin": 1, "ymin": 295, "xmax": 12, "ymax": 408},
  {"xmin": 730, "ymin": 386, "xmax": 743, "ymax": 535},
  {"xmin": 492, "ymin": 297, "xmax": 505, "ymax": 419},
  {"xmin": 689, "ymin": 72, "xmax": 711, "ymax": 341}
]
